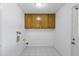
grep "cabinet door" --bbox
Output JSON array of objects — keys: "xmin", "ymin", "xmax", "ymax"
[
  {"xmin": 49, "ymin": 14, "xmax": 55, "ymax": 28},
  {"xmin": 31, "ymin": 14, "xmax": 41, "ymax": 28},
  {"xmin": 25, "ymin": 14, "xmax": 32, "ymax": 29},
  {"xmin": 40, "ymin": 14, "xmax": 49, "ymax": 28}
]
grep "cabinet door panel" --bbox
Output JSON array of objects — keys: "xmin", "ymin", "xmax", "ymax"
[
  {"xmin": 49, "ymin": 14, "xmax": 55, "ymax": 28},
  {"xmin": 40, "ymin": 14, "xmax": 48, "ymax": 28},
  {"xmin": 25, "ymin": 14, "xmax": 32, "ymax": 28},
  {"xmin": 31, "ymin": 14, "xmax": 41, "ymax": 28}
]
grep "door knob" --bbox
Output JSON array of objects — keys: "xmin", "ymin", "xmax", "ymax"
[
  {"xmin": 73, "ymin": 38, "xmax": 75, "ymax": 41},
  {"xmin": 72, "ymin": 42, "xmax": 75, "ymax": 45}
]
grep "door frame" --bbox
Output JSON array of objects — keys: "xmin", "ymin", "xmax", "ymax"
[{"xmin": 71, "ymin": 4, "xmax": 79, "ymax": 56}]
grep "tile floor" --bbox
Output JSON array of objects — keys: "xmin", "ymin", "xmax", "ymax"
[{"xmin": 20, "ymin": 46, "xmax": 60, "ymax": 56}]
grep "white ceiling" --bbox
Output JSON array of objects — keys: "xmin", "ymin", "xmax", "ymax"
[{"xmin": 18, "ymin": 3, "xmax": 65, "ymax": 13}]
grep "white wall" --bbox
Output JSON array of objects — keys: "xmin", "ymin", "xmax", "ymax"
[
  {"xmin": 0, "ymin": 3, "xmax": 25, "ymax": 56},
  {"xmin": 55, "ymin": 3, "xmax": 77, "ymax": 56},
  {"xmin": 0, "ymin": 4, "xmax": 2, "ymax": 55},
  {"xmin": 25, "ymin": 29, "xmax": 55, "ymax": 46}
]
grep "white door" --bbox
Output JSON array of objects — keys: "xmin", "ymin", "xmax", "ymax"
[{"xmin": 72, "ymin": 5, "xmax": 79, "ymax": 56}]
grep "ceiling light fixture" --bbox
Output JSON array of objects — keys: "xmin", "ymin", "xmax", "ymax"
[{"xmin": 35, "ymin": 3, "xmax": 46, "ymax": 7}]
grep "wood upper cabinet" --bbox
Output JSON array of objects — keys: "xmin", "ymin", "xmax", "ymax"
[{"xmin": 24, "ymin": 14, "xmax": 55, "ymax": 29}]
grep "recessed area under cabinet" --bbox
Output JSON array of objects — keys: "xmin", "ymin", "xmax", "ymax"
[{"xmin": 24, "ymin": 14, "xmax": 55, "ymax": 29}]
